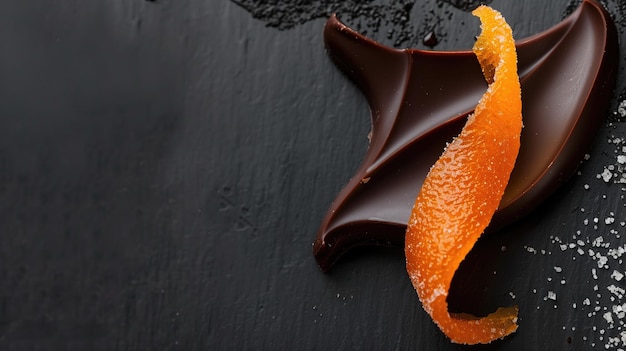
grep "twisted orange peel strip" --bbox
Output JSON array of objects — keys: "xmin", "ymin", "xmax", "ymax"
[{"xmin": 405, "ymin": 6, "xmax": 522, "ymax": 344}]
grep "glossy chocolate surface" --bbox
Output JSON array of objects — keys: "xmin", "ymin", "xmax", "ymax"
[{"xmin": 315, "ymin": 0, "xmax": 618, "ymax": 271}]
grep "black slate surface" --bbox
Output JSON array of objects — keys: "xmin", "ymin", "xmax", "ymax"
[{"xmin": 1, "ymin": 0, "xmax": 626, "ymax": 350}]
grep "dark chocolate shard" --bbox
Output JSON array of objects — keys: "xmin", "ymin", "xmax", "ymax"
[{"xmin": 315, "ymin": 0, "xmax": 618, "ymax": 271}]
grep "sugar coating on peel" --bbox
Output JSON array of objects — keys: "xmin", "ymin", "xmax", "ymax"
[{"xmin": 405, "ymin": 5, "xmax": 522, "ymax": 345}]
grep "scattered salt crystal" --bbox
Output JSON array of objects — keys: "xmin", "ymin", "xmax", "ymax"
[
  {"xmin": 547, "ymin": 291, "xmax": 557, "ymax": 301},
  {"xmin": 598, "ymin": 255, "xmax": 609, "ymax": 269},
  {"xmin": 608, "ymin": 285, "xmax": 625, "ymax": 299},
  {"xmin": 604, "ymin": 311, "xmax": 614, "ymax": 325},
  {"xmin": 600, "ymin": 168, "xmax": 613, "ymax": 182},
  {"xmin": 554, "ymin": 266, "xmax": 563, "ymax": 273},
  {"xmin": 618, "ymin": 100, "xmax": 626, "ymax": 117},
  {"xmin": 611, "ymin": 270, "xmax": 624, "ymax": 282},
  {"xmin": 613, "ymin": 304, "xmax": 626, "ymax": 319}
]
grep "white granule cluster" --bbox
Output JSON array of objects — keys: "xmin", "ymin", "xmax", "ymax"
[
  {"xmin": 600, "ymin": 168, "xmax": 614, "ymax": 183},
  {"xmin": 532, "ymin": 226, "xmax": 626, "ymax": 349},
  {"xmin": 597, "ymin": 126, "xmax": 626, "ymax": 184},
  {"xmin": 616, "ymin": 100, "xmax": 626, "ymax": 119},
  {"xmin": 547, "ymin": 291, "xmax": 557, "ymax": 301},
  {"xmin": 521, "ymin": 99, "xmax": 626, "ymax": 349}
]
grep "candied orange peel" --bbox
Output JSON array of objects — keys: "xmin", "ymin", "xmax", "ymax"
[{"xmin": 405, "ymin": 5, "xmax": 522, "ymax": 344}]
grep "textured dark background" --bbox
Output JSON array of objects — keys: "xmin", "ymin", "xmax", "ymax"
[{"xmin": 1, "ymin": 0, "xmax": 626, "ymax": 350}]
